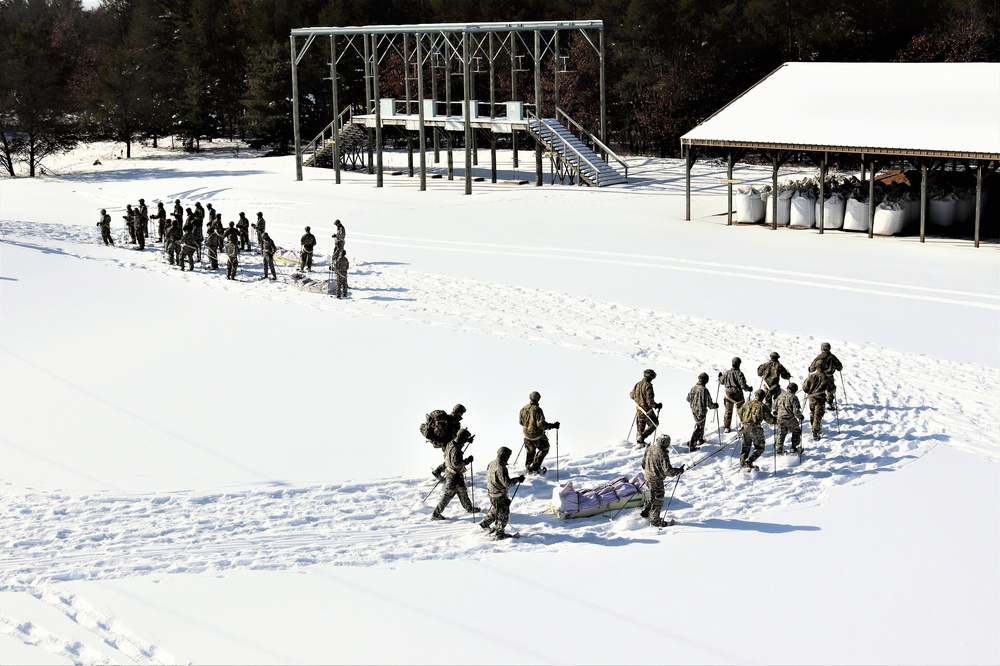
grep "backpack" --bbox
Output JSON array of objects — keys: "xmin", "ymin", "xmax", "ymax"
[{"xmin": 420, "ymin": 410, "xmax": 458, "ymax": 445}]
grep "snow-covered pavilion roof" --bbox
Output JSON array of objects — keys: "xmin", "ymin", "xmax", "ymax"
[{"xmin": 681, "ymin": 62, "xmax": 1000, "ymax": 160}]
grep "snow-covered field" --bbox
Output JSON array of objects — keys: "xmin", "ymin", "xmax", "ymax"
[{"xmin": 1, "ymin": 142, "xmax": 998, "ymax": 664}]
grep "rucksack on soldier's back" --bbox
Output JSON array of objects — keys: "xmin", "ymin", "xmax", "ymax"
[{"xmin": 420, "ymin": 409, "xmax": 458, "ymax": 445}]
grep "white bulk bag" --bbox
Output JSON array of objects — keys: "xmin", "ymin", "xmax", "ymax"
[
  {"xmin": 765, "ymin": 189, "xmax": 793, "ymax": 226},
  {"xmin": 735, "ymin": 187, "xmax": 766, "ymax": 223},
  {"xmin": 815, "ymin": 193, "xmax": 846, "ymax": 230},
  {"xmin": 873, "ymin": 202, "xmax": 907, "ymax": 236},
  {"xmin": 929, "ymin": 196, "xmax": 958, "ymax": 227},
  {"xmin": 790, "ymin": 191, "xmax": 817, "ymax": 228},
  {"xmin": 843, "ymin": 198, "xmax": 870, "ymax": 232}
]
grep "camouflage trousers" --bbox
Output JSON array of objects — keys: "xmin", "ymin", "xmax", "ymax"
[
  {"xmin": 336, "ymin": 273, "xmax": 348, "ymax": 298},
  {"xmin": 776, "ymin": 417, "xmax": 802, "ymax": 453},
  {"xmin": 135, "ymin": 229, "xmax": 145, "ymax": 250},
  {"xmin": 763, "ymin": 383, "xmax": 781, "ymax": 410},
  {"xmin": 226, "ymin": 256, "xmax": 238, "ymax": 279},
  {"xmin": 823, "ymin": 374, "xmax": 838, "ymax": 406},
  {"xmin": 300, "ymin": 250, "xmax": 313, "ymax": 270},
  {"xmin": 524, "ymin": 434, "xmax": 550, "ymax": 472},
  {"xmin": 636, "ymin": 408, "xmax": 658, "ymax": 443},
  {"xmin": 739, "ymin": 424, "xmax": 766, "ymax": 466},
  {"xmin": 207, "ymin": 246, "xmax": 218, "ymax": 270},
  {"xmin": 166, "ymin": 243, "xmax": 178, "ymax": 265},
  {"xmin": 100, "ymin": 228, "xmax": 114, "ymax": 246},
  {"xmin": 434, "ymin": 471, "xmax": 474, "ymax": 515},
  {"xmin": 179, "ymin": 247, "xmax": 195, "ymax": 271},
  {"xmin": 263, "ymin": 253, "xmax": 276, "ymax": 279},
  {"xmin": 643, "ymin": 475, "xmax": 666, "ymax": 521},
  {"xmin": 809, "ymin": 399, "xmax": 826, "ymax": 438},
  {"xmin": 723, "ymin": 390, "xmax": 745, "ymax": 430},
  {"xmin": 481, "ymin": 494, "xmax": 511, "ymax": 532},
  {"xmin": 690, "ymin": 409, "xmax": 708, "ymax": 446}
]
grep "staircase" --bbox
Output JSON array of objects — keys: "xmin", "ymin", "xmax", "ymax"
[
  {"xmin": 526, "ymin": 111, "xmax": 628, "ymax": 187},
  {"xmin": 303, "ymin": 109, "xmax": 368, "ymax": 170}
]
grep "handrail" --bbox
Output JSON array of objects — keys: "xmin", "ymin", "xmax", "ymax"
[
  {"xmin": 526, "ymin": 111, "xmax": 602, "ymax": 186},
  {"xmin": 302, "ymin": 107, "xmax": 354, "ymax": 165},
  {"xmin": 555, "ymin": 108, "xmax": 628, "ymax": 181}
]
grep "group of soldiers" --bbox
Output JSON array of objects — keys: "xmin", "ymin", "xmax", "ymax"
[
  {"xmin": 423, "ymin": 343, "xmax": 844, "ymax": 534},
  {"xmin": 96, "ymin": 201, "xmax": 349, "ymax": 295},
  {"xmin": 298, "ymin": 219, "xmax": 350, "ymax": 298},
  {"xmin": 422, "ymin": 391, "xmax": 560, "ymax": 539},
  {"xmin": 633, "ymin": 343, "xmax": 845, "ymax": 472}
]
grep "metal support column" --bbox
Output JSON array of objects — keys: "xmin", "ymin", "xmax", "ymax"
[
  {"xmin": 771, "ymin": 154, "xmax": 779, "ymax": 230},
  {"xmin": 364, "ymin": 34, "xmax": 374, "ymax": 174},
  {"xmin": 684, "ymin": 147, "xmax": 694, "ymax": 221},
  {"xmin": 372, "ymin": 34, "xmax": 383, "ymax": 188},
  {"xmin": 463, "ymin": 31, "xmax": 473, "ymax": 195},
  {"xmin": 534, "ymin": 29, "xmax": 543, "ymax": 187},
  {"xmin": 330, "ymin": 36, "xmax": 341, "ymax": 184},
  {"xmin": 553, "ymin": 31, "xmax": 560, "ymax": 112},
  {"xmin": 599, "ymin": 28, "xmax": 606, "ymax": 147},
  {"xmin": 726, "ymin": 152, "xmax": 733, "ymax": 225},
  {"xmin": 818, "ymin": 153, "xmax": 827, "ymax": 234},
  {"xmin": 416, "ymin": 33, "xmax": 427, "ymax": 191},
  {"xmin": 511, "ymin": 32, "xmax": 518, "ymax": 169},
  {"xmin": 404, "ymin": 33, "xmax": 414, "ymax": 177},
  {"xmin": 446, "ymin": 37, "xmax": 453, "ymax": 180},
  {"xmin": 291, "ymin": 35, "xmax": 302, "ymax": 181},
  {"xmin": 974, "ymin": 162, "xmax": 983, "ymax": 248},
  {"xmin": 920, "ymin": 160, "xmax": 927, "ymax": 243},
  {"xmin": 432, "ymin": 40, "xmax": 439, "ymax": 164},
  {"xmin": 867, "ymin": 160, "xmax": 876, "ymax": 239}
]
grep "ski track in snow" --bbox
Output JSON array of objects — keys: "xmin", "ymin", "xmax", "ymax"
[{"xmin": 1, "ymin": 220, "xmax": 998, "ymax": 662}]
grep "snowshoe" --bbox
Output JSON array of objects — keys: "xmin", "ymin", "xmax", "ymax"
[
  {"xmin": 493, "ymin": 531, "xmax": 519, "ymax": 540},
  {"xmin": 651, "ymin": 518, "xmax": 675, "ymax": 528}
]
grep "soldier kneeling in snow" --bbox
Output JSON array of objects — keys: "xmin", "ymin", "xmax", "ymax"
[
  {"xmin": 480, "ymin": 447, "xmax": 525, "ymax": 540},
  {"xmin": 640, "ymin": 434, "xmax": 684, "ymax": 527}
]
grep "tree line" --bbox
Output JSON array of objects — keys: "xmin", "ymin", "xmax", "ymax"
[{"xmin": 1, "ymin": 0, "xmax": 996, "ymax": 177}]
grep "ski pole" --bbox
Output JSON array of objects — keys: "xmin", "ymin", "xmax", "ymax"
[
  {"xmin": 773, "ymin": 424, "xmax": 778, "ymax": 475},
  {"xmin": 513, "ymin": 441, "xmax": 524, "ymax": 467},
  {"xmin": 422, "ymin": 477, "xmax": 443, "ymax": 502},
  {"xmin": 555, "ymin": 426, "xmax": 560, "ymax": 483},
  {"xmin": 838, "ymin": 370, "xmax": 849, "ymax": 405},
  {"xmin": 626, "ymin": 412, "xmax": 637, "ymax": 443},
  {"xmin": 688, "ymin": 438, "xmax": 737, "ymax": 469},
  {"xmin": 469, "ymin": 462, "xmax": 475, "ymax": 522},
  {"xmin": 662, "ymin": 472, "xmax": 683, "ymax": 518},
  {"xmin": 834, "ymin": 403, "xmax": 841, "ymax": 435}
]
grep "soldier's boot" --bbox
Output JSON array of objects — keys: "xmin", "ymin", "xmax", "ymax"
[
  {"xmin": 493, "ymin": 530, "xmax": 513, "ymax": 540},
  {"xmin": 479, "ymin": 520, "xmax": 493, "ymax": 531},
  {"xmin": 431, "ymin": 511, "xmax": 446, "ymax": 521}
]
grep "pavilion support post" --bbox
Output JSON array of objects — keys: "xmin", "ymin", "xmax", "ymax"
[
  {"xmin": 534, "ymin": 30, "xmax": 543, "ymax": 187},
  {"xmin": 416, "ymin": 33, "xmax": 427, "ymax": 192},
  {"xmin": 818, "ymin": 153, "xmax": 827, "ymax": 234},
  {"xmin": 920, "ymin": 160, "xmax": 928, "ymax": 243},
  {"xmin": 463, "ymin": 32, "xmax": 473, "ymax": 196},
  {"xmin": 330, "ymin": 36, "xmax": 341, "ymax": 185},
  {"xmin": 431, "ymin": 41, "xmax": 439, "ymax": 164},
  {"xmin": 868, "ymin": 159, "xmax": 876, "ymax": 239},
  {"xmin": 291, "ymin": 35, "xmax": 302, "ymax": 182},
  {"xmin": 599, "ymin": 28, "xmax": 606, "ymax": 149},
  {"xmin": 447, "ymin": 132, "xmax": 454, "ymax": 180},
  {"xmin": 726, "ymin": 152, "xmax": 733, "ymax": 226},
  {"xmin": 404, "ymin": 34, "xmax": 414, "ymax": 178},
  {"xmin": 490, "ymin": 133, "xmax": 497, "ymax": 183},
  {"xmin": 372, "ymin": 34, "xmax": 383, "ymax": 188},
  {"xmin": 684, "ymin": 147, "xmax": 694, "ymax": 221},
  {"xmin": 446, "ymin": 37, "xmax": 453, "ymax": 180},
  {"xmin": 771, "ymin": 153, "xmax": 779, "ymax": 230},
  {"xmin": 364, "ymin": 34, "xmax": 374, "ymax": 175},
  {"xmin": 974, "ymin": 162, "xmax": 983, "ymax": 248},
  {"xmin": 553, "ymin": 31, "xmax": 560, "ymax": 112}
]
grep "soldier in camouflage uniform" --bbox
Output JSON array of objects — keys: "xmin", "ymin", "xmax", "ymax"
[
  {"xmin": 123, "ymin": 204, "xmax": 137, "ymax": 244},
  {"xmin": 809, "ymin": 342, "xmax": 844, "ymax": 409},
  {"xmin": 802, "ymin": 369, "xmax": 832, "ymax": 441},
  {"xmin": 431, "ymin": 405, "xmax": 470, "ymax": 480},
  {"xmin": 253, "ymin": 212, "xmax": 266, "ymax": 247},
  {"xmin": 774, "ymin": 382, "xmax": 804, "ymax": 454},
  {"xmin": 205, "ymin": 225, "xmax": 221, "ymax": 270},
  {"xmin": 224, "ymin": 236, "xmax": 239, "ymax": 280},
  {"xmin": 172, "ymin": 199, "xmax": 183, "ymax": 225},
  {"xmin": 479, "ymin": 447, "xmax": 525, "ymax": 539},
  {"xmin": 432, "ymin": 428, "xmax": 480, "ymax": 520},
  {"xmin": 152, "ymin": 202, "xmax": 167, "ymax": 242},
  {"xmin": 237, "ymin": 212, "xmax": 251, "ymax": 251},
  {"xmin": 178, "ymin": 225, "xmax": 196, "ymax": 271},
  {"xmin": 737, "ymin": 389, "xmax": 775, "ymax": 470},
  {"xmin": 97, "ymin": 209, "xmax": 114, "ymax": 246},
  {"xmin": 757, "ymin": 352, "xmax": 791, "ymax": 411},
  {"xmin": 719, "ymin": 357, "xmax": 753, "ymax": 433},
  {"xmin": 334, "ymin": 251, "xmax": 350, "ymax": 299},
  {"xmin": 686, "ymin": 372, "xmax": 719, "ymax": 451},
  {"xmin": 519, "ymin": 391, "xmax": 560, "ymax": 474},
  {"xmin": 137, "ymin": 199, "xmax": 149, "ymax": 237},
  {"xmin": 261, "ymin": 232, "xmax": 277, "ymax": 280},
  {"xmin": 300, "ymin": 226, "xmax": 317, "ymax": 271},
  {"xmin": 133, "ymin": 205, "xmax": 146, "ymax": 250},
  {"xmin": 165, "ymin": 221, "xmax": 182, "ymax": 265},
  {"xmin": 640, "ymin": 434, "xmax": 684, "ymax": 527},
  {"xmin": 630, "ymin": 369, "xmax": 661, "ymax": 445}
]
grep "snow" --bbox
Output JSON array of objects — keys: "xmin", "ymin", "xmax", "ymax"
[
  {"xmin": 682, "ymin": 62, "xmax": 1000, "ymax": 156},
  {"xmin": 1, "ymin": 141, "xmax": 998, "ymax": 664}
]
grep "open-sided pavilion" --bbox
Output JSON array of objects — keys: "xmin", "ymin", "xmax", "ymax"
[{"xmin": 680, "ymin": 62, "xmax": 1000, "ymax": 247}]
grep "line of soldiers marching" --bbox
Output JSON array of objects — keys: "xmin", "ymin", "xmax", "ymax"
[{"xmin": 422, "ymin": 343, "xmax": 844, "ymax": 534}]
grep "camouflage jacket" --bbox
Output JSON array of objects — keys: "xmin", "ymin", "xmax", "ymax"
[
  {"xmin": 98, "ymin": 214, "xmax": 111, "ymax": 229},
  {"xmin": 802, "ymin": 372, "xmax": 831, "ymax": 400},
  {"xmin": 519, "ymin": 402, "xmax": 552, "ymax": 440},
  {"xmin": 224, "ymin": 240, "xmax": 238, "ymax": 259},
  {"xmin": 642, "ymin": 443, "xmax": 682, "ymax": 480},
  {"xmin": 301, "ymin": 233, "xmax": 317, "ymax": 251},
  {"xmin": 757, "ymin": 360, "xmax": 791, "ymax": 386},
  {"xmin": 486, "ymin": 458, "xmax": 517, "ymax": 498},
  {"xmin": 775, "ymin": 392, "xmax": 804, "ymax": 421},
  {"xmin": 686, "ymin": 384, "xmax": 716, "ymax": 415},
  {"xmin": 809, "ymin": 351, "xmax": 843, "ymax": 376},
  {"xmin": 720, "ymin": 367, "xmax": 751, "ymax": 393},
  {"xmin": 630, "ymin": 378, "xmax": 656, "ymax": 411},
  {"xmin": 442, "ymin": 439, "xmax": 467, "ymax": 476},
  {"xmin": 262, "ymin": 236, "xmax": 276, "ymax": 256},
  {"xmin": 334, "ymin": 255, "xmax": 349, "ymax": 277},
  {"xmin": 738, "ymin": 399, "xmax": 775, "ymax": 426},
  {"xmin": 206, "ymin": 230, "xmax": 221, "ymax": 249},
  {"xmin": 334, "ymin": 226, "xmax": 346, "ymax": 243}
]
